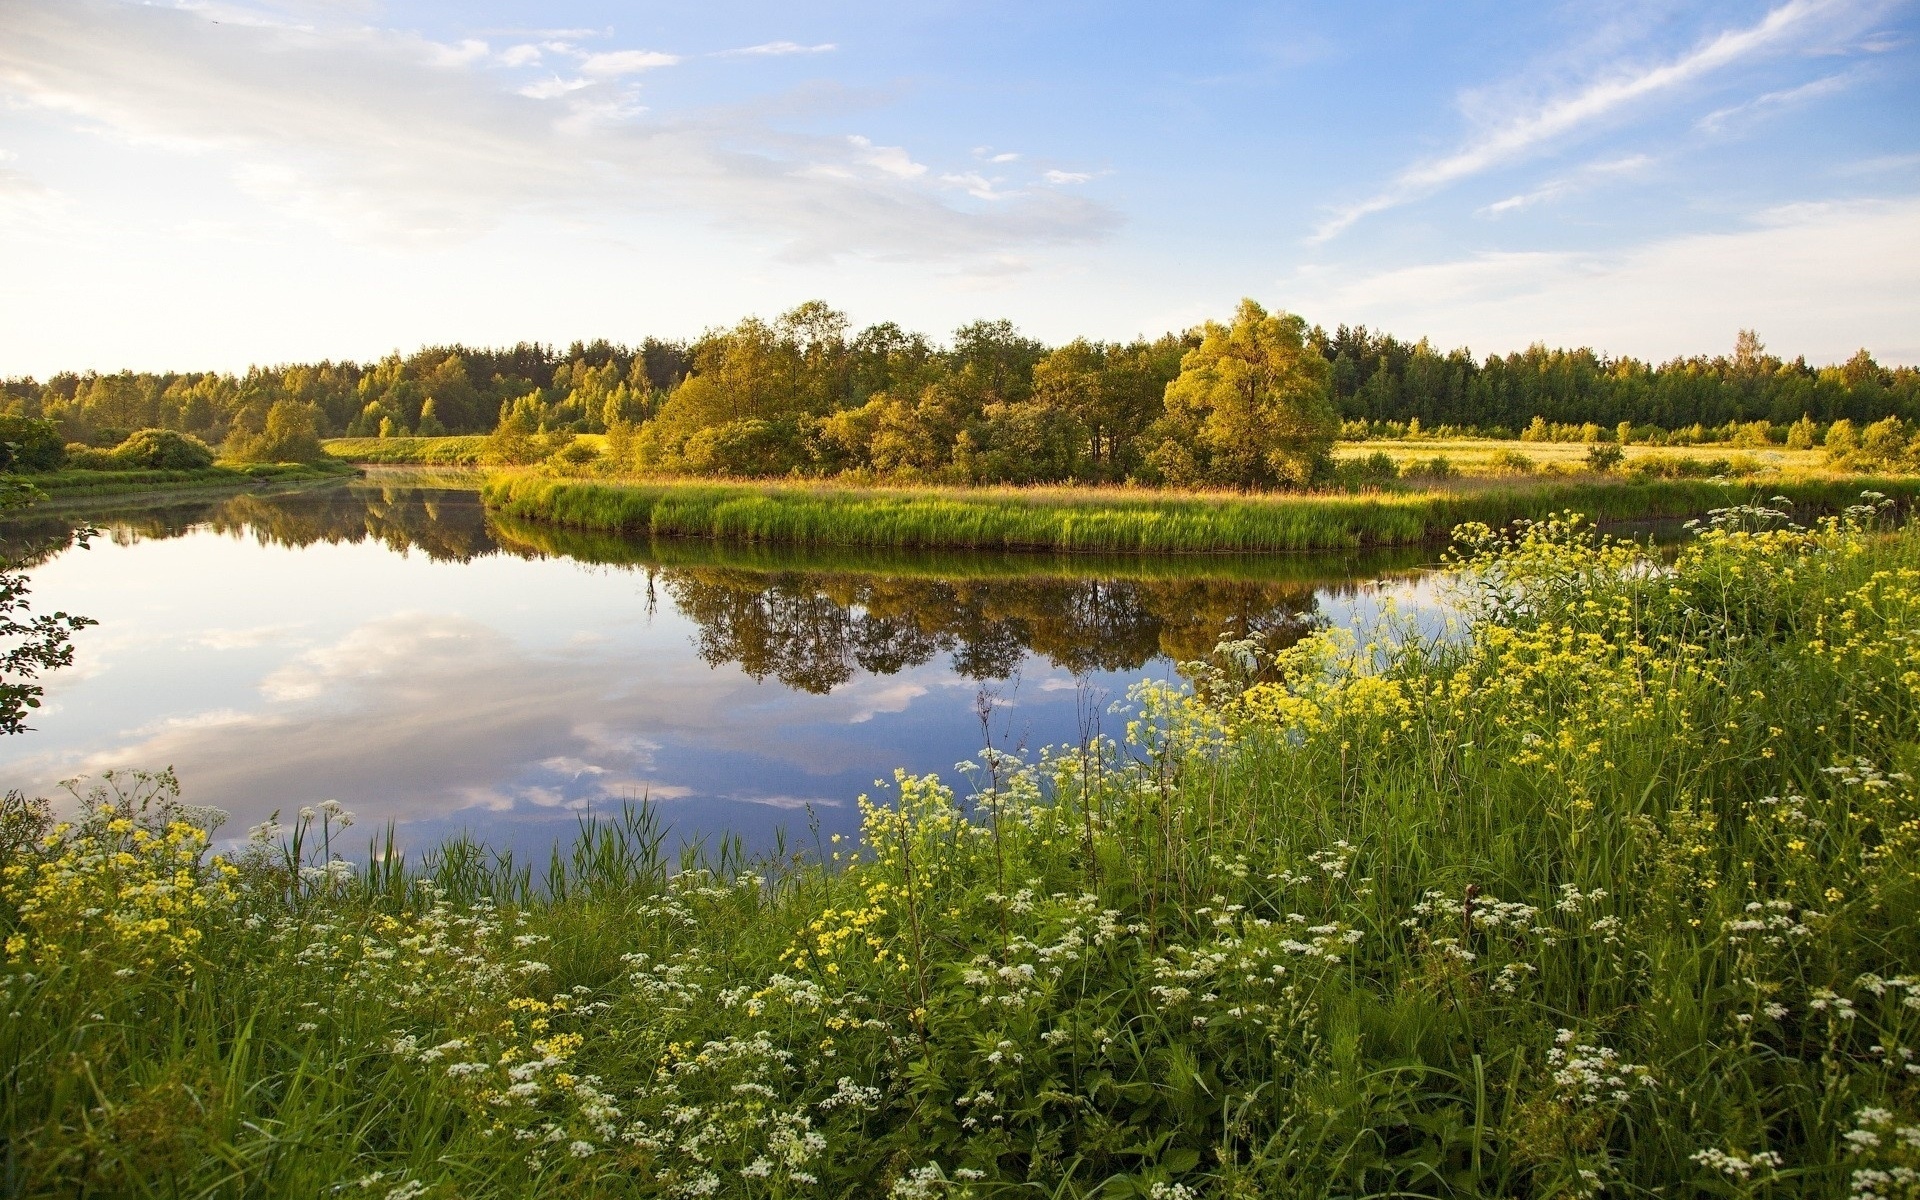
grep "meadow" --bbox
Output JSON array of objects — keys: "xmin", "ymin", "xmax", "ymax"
[{"xmin": 5, "ymin": 496, "xmax": 1920, "ymax": 1196}]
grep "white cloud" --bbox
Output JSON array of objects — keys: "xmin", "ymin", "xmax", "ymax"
[
  {"xmin": 1286, "ymin": 195, "xmax": 1920, "ymax": 364},
  {"xmin": 721, "ymin": 42, "xmax": 836, "ymax": 57},
  {"xmin": 941, "ymin": 171, "xmax": 1007, "ymax": 200},
  {"xmin": 1698, "ymin": 69, "xmax": 1862, "ymax": 132},
  {"xmin": 577, "ymin": 48, "xmax": 680, "ymax": 77},
  {"xmin": 847, "ymin": 134, "xmax": 927, "ymax": 179},
  {"xmin": 427, "ymin": 38, "xmax": 492, "ymax": 68},
  {"xmin": 0, "ymin": 0, "xmax": 1116, "ymax": 259},
  {"xmin": 516, "ymin": 76, "xmax": 591, "ymax": 100},
  {"xmin": 1316, "ymin": 0, "xmax": 1868, "ymax": 240},
  {"xmin": 1481, "ymin": 153, "xmax": 1653, "ymax": 215},
  {"xmin": 1043, "ymin": 170, "xmax": 1093, "ymax": 185}
]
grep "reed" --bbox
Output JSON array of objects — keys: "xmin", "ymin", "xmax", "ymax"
[{"xmin": 484, "ymin": 470, "xmax": 1920, "ymax": 553}]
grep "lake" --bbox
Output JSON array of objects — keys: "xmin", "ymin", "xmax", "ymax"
[{"xmin": 0, "ymin": 472, "xmax": 1447, "ymax": 860}]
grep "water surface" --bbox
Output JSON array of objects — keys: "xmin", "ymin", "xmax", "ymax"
[{"xmin": 0, "ymin": 476, "xmax": 1444, "ymax": 858}]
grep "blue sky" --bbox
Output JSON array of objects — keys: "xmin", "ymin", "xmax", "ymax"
[{"xmin": 1, "ymin": 0, "xmax": 1915, "ymax": 373}]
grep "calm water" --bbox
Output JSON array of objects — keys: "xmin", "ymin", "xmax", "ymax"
[{"xmin": 0, "ymin": 474, "xmax": 1446, "ymax": 859}]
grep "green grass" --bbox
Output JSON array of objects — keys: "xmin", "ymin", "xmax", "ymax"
[
  {"xmin": 1335, "ymin": 436, "xmax": 1828, "ymax": 477},
  {"xmin": 483, "ymin": 471, "xmax": 1920, "ymax": 553},
  {"xmin": 8, "ymin": 505, "xmax": 1920, "ymax": 1195},
  {"xmin": 24, "ymin": 459, "xmax": 354, "ymax": 499},
  {"xmin": 325, "ymin": 435, "xmax": 491, "ymax": 465},
  {"xmin": 486, "ymin": 510, "xmax": 1435, "ymax": 584}
]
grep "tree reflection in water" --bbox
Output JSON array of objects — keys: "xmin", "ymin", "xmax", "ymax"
[{"xmin": 1, "ymin": 478, "xmax": 1433, "ymax": 694}]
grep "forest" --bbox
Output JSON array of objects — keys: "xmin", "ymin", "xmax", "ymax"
[{"xmin": 5, "ymin": 301, "xmax": 1918, "ymax": 487}]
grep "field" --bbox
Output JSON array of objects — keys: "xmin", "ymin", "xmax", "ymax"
[
  {"xmin": 1332, "ymin": 437, "xmax": 1825, "ymax": 477},
  {"xmin": 324, "ymin": 435, "xmax": 494, "ymax": 466},
  {"xmin": 7, "ymin": 503, "xmax": 1920, "ymax": 1196}
]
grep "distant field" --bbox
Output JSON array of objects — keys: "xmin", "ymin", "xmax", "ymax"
[
  {"xmin": 1334, "ymin": 437, "xmax": 1828, "ymax": 475},
  {"xmin": 323, "ymin": 435, "xmax": 490, "ymax": 465}
]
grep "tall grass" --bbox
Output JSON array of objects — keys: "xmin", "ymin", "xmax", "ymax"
[
  {"xmin": 7, "ymin": 501, "xmax": 1920, "ymax": 1196},
  {"xmin": 487, "ymin": 510, "xmax": 1434, "ymax": 585},
  {"xmin": 483, "ymin": 471, "xmax": 1920, "ymax": 553}
]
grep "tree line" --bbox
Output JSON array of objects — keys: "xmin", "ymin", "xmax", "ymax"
[{"xmin": 4, "ymin": 303, "xmax": 1915, "ymax": 486}]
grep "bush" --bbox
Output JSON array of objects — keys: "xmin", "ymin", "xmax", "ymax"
[
  {"xmin": 1585, "ymin": 442, "xmax": 1625, "ymax": 472},
  {"xmin": 1333, "ymin": 450, "xmax": 1399, "ymax": 490},
  {"xmin": 61, "ymin": 444, "xmax": 117, "ymax": 470},
  {"xmin": 0, "ymin": 416, "xmax": 67, "ymax": 472},
  {"xmin": 1786, "ymin": 415, "xmax": 1819, "ymax": 450},
  {"xmin": 108, "ymin": 429, "xmax": 216, "ymax": 470},
  {"xmin": 223, "ymin": 401, "xmax": 326, "ymax": 464},
  {"xmin": 1401, "ymin": 454, "xmax": 1456, "ymax": 481},
  {"xmin": 1487, "ymin": 448, "xmax": 1535, "ymax": 475}
]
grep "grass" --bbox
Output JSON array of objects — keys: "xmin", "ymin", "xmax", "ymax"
[
  {"xmin": 486, "ymin": 511, "xmax": 1435, "ymax": 585},
  {"xmin": 24, "ymin": 459, "xmax": 354, "ymax": 499},
  {"xmin": 482, "ymin": 471, "xmax": 1920, "ymax": 554},
  {"xmin": 325, "ymin": 435, "xmax": 493, "ymax": 465},
  {"xmin": 325, "ymin": 436, "xmax": 610, "ymax": 466},
  {"xmin": 1334, "ymin": 436, "xmax": 1826, "ymax": 476},
  {"xmin": 7, "ymin": 500, "xmax": 1920, "ymax": 1196}
]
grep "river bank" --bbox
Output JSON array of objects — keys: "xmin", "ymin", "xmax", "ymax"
[
  {"xmin": 480, "ymin": 470, "xmax": 1920, "ymax": 553},
  {"xmin": 24, "ymin": 459, "xmax": 356, "ymax": 503}
]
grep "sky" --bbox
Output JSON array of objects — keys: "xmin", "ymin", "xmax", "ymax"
[{"xmin": 1, "ymin": 0, "xmax": 1916, "ymax": 375}]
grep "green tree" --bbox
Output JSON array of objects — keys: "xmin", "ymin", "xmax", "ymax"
[
  {"xmin": 0, "ymin": 417, "xmax": 67, "ymax": 472},
  {"xmin": 1155, "ymin": 299, "xmax": 1337, "ymax": 487},
  {"xmin": 225, "ymin": 402, "xmax": 325, "ymax": 464}
]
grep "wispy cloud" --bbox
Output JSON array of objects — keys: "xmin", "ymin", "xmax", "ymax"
[
  {"xmin": 1698, "ymin": 69, "xmax": 1862, "ymax": 132},
  {"xmin": 1286, "ymin": 195, "xmax": 1920, "ymax": 363},
  {"xmin": 1043, "ymin": 169, "xmax": 1093, "ymax": 185},
  {"xmin": 577, "ymin": 48, "xmax": 680, "ymax": 77},
  {"xmin": 0, "ymin": 0, "xmax": 1117, "ymax": 260},
  {"xmin": 720, "ymin": 41, "xmax": 837, "ymax": 57},
  {"xmin": 1481, "ymin": 154, "xmax": 1653, "ymax": 216},
  {"xmin": 1315, "ymin": 0, "xmax": 1864, "ymax": 241}
]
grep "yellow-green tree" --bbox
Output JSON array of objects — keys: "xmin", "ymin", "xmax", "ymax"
[{"xmin": 1154, "ymin": 300, "xmax": 1336, "ymax": 487}]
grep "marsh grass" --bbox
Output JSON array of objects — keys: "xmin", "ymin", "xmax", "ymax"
[
  {"xmin": 486, "ymin": 511, "xmax": 1436, "ymax": 586},
  {"xmin": 483, "ymin": 472, "xmax": 1920, "ymax": 554},
  {"xmin": 7, "ymin": 499, "xmax": 1920, "ymax": 1196}
]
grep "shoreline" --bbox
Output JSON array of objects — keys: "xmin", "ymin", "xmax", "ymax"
[{"xmin": 479, "ymin": 471, "xmax": 1920, "ymax": 554}]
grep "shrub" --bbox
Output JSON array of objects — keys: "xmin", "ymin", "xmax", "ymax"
[
  {"xmin": 1333, "ymin": 450, "xmax": 1399, "ymax": 491},
  {"xmin": 1400, "ymin": 454, "xmax": 1456, "ymax": 481},
  {"xmin": 108, "ymin": 429, "xmax": 216, "ymax": 470},
  {"xmin": 550, "ymin": 440, "xmax": 601, "ymax": 469},
  {"xmin": 0, "ymin": 416, "xmax": 67, "ymax": 472},
  {"xmin": 1487, "ymin": 448, "xmax": 1535, "ymax": 475},
  {"xmin": 222, "ymin": 401, "xmax": 326, "ymax": 464},
  {"xmin": 1786, "ymin": 415, "xmax": 1818, "ymax": 450},
  {"xmin": 62, "ymin": 443, "xmax": 117, "ymax": 471},
  {"xmin": 1585, "ymin": 442, "xmax": 1625, "ymax": 472}
]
